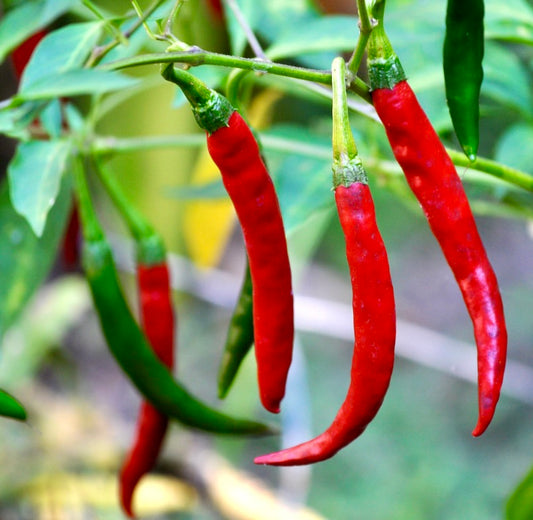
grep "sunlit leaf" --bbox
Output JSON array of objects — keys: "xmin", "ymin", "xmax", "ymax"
[
  {"xmin": 8, "ymin": 140, "xmax": 72, "ymax": 236},
  {"xmin": 19, "ymin": 21, "xmax": 104, "ymax": 91}
]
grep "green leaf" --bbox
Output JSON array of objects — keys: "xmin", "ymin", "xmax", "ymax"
[
  {"xmin": 0, "ymin": 102, "xmax": 46, "ymax": 140},
  {"xmin": 39, "ymin": 99, "xmax": 63, "ymax": 138},
  {"xmin": 0, "ymin": 0, "xmax": 76, "ymax": 63},
  {"xmin": 18, "ymin": 69, "xmax": 139, "ymax": 100},
  {"xmin": 8, "ymin": 140, "xmax": 72, "ymax": 236},
  {"xmin": 63, "ymin": 102, "xmax": 85, "ymax": 133},
  {"xmin": 0, "ymin": 175, "xmax": 72, "ymax": 341},
  {"xmin": 506, "ymin": 466, "xmax": 533, "ymax": 520},
  {"xmin": 494, "ymin": 123, "xmax": 533, "ymax": 173},
  {"xmin": 19, "ymin": 21, "xmax": 104, "ymax": 91},
  {"xmin": 266, "ymin": 16, "xmax": 357, "ymax": 60}
]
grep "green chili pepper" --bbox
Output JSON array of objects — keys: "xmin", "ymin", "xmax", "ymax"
[
  {"xmin": 74, "ymin": 162, "xmax": 271, "ymax": 436},
  {"xmin": 217, "ymin": 261, "xmax": 254, "ymax": 399},
  {"xmin": 443, "ymin": 0, "xmax": 484, "ymax": 161},
  {"xmin": 0, "ymin": 389, "xmax": 27, "ymax": 421}
]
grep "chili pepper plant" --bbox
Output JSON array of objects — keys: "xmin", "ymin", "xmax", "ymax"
[{"xmin": 1, "ymin": 0, "xmax": 533, "ymax": 519}]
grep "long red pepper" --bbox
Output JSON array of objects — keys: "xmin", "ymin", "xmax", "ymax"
[
  {"xmin": 368, "ymin": 0, "xmax": 507, "ymax": 436},
  {"xmin": 255, "ymin": 57, "xmax": 396, "ymax": 466},
  {"xmin": 119, "ymin": 254, "xmax": 175, "ymax": 518},
  {"xmin": 161, "ymin": 64, "xmax": 294, "ymax": 414}
]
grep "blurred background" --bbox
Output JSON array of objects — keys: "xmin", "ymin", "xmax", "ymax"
[{"xmin": 1, "ymin": 0, "xmax": 533, "ymax": 518}]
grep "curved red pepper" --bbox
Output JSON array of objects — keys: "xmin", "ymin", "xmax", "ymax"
[
  {"xmin": 372, "ymin": 80, "xmax": 507, "ymax": 435},
  {"xmin": 206, "ymin": 111, "xmax": 294, "ymax": 413},
  {"xmin": 119, "ymin": 262, "xmax": 175, "ymax": 517},
  {"xmin": 255, "ymin": 182, "xmax": 396, "ymax": 465},
  {"xmin": 254, "ymin": 57, "xmax": 395, "ymax": 465}
]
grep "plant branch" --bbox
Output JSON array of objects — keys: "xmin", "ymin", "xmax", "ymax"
[
  {"xmin": 100, "ymin": 49, "xmax": 372, "ymax": 102},
  {"xmin": 85, "ymin": 0, "xmax": 166, "ymax": 68},
  {"xmin": 224, "ymin": 0, "xmax": 266, "ymax": 59},
  {"xmin": 92, "ymin": 133, "xmax": 533, "ymax": 193},
  {"xmin": 446, "ymin": 149, "xmax": 533, "ymax": 192},
  {"xmin": 347, "ymin": 0, "xmax": 375, "ymax": 76}
]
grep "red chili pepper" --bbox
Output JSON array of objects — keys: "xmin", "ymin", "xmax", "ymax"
[
  {"xmin": 119, "ymin": 261, "xmax": 175, "ymax": 518},
  {"xmin": 255, "ymin": 57, "xmax": 396, "ymax": 466},
  {"xmin": 161, "ymin": 65, "xmax": 294, "ymax": 414},
  {"xmin": 11, "ymin": 29, "xmax": 47, "ymax": 78},
  {"xmin": 368, "ymin": 0, "xmax": 507, "ymax": 436}
]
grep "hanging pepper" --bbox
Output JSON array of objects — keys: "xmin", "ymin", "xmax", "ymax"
[
  {"xmin": 119, "ymin": 253, "xmax": 175, "ymax": 518},
  {"xmin": 74, "ymin": 160, "xmax": 271, "ymax": 436},
  {"xmin": 443, "ymin": 0, "xmax": 484, "ymax": 161},
  {"xmin": 367, "ymin": 0, "xmax": 506, "ymax": 436},
  {"xmin": 255, "ymin": 57, "xmax": 396, "ymax": 466},
  {"xmin": 217, "ymin": 261, "xmax": 254, "ymax": 399},
  {"xmin": 161, "ymin": 64, "xmax": 294, "ymax": 415},
  {"xmin": 0, "ymin": 389, "xmax": 27, "ymax": 422}
]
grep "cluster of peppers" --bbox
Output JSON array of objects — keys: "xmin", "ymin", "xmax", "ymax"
[
  {"xmin": 152, "ymin": 0, "xmax": 504, "ymax": 470},
  {"xmin": 2, "ymin": 0, "xmax": 507, "ymax": 516}
]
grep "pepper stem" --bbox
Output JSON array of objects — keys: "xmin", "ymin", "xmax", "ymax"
[
  {"xmin": 74, "ymin": 156, "xmax": 104, "ymax": 243},
  {"xmin": 91, "ymin": 157, "xmax": 166, "ymax": 265},
  {"xmin": 331, "ymin": 57, "xmax": 367, "ymax": 188},
  {"xmin": 161, "ymin": 63, "xmax": 234, "ymax": 133},
  {"xmin": 367, "ymin": 0, "xmax": 406, "ymax": 90}
]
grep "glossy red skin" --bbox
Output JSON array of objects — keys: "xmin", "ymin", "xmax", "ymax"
[
  {"xmin": 207, "ymin": 111, "xmax": 294, "ymax": 414},
  {"xmin": 255, "ymin": 183, "xmax": 395, "ymax": 465},
  {"xmin": 372, "ymin": 80, "xmax": 507, "ymax": 436},
  {"xmin": 11, "ymin": 30, "xmax": 47, "ymax": 78},
  {"xmin": 119, "ymin": 263, "xmax": 175, "ymax": 518}
]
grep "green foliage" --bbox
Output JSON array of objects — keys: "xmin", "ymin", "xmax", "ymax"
[
  {"xmin": 7, "ymin": 140, "xmax": 72, "ymax": 236},
  {"xmin": 0, "ymin": 177, "xmax": 72, "ymax": 341},
  {"xmin": 0, "ymin": 0, "xmax": 533, "ymax": 517}
]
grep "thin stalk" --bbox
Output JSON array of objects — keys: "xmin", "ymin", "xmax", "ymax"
[
  {"xmin": 92, "ymin": 134, "xmax": 206, "ymax": 155},
  {"xmin": 82, "ymin": 0, "xmax": 128, "ymax": 46},
  {"xmin": 347, "ymin": 0, "xmax": 374, "ymax": 76},
  {"xmin": 91, "ymin": 157, "xmax": 155, "ymax": 241},
  {"xmin": 225, "ymin": 0, "xmax": 266, "ymax": 59},
  {"xmin": 101, "ymin": 49, "xmax": 372, "ymax": 102},
  {"xmin": 447, "ymin": 149, "xmax": 533, "ymax": 192},
  {"xmin": 85, "ymin": 0, "xmax": 166, "ymax": 68},
  {"xmin": 91, "ymin": 133, "xmax": 533, "ymax": 193},
  {"xmin": 74, "ymin": 157, "xmax": 104, "ymax": 242}
]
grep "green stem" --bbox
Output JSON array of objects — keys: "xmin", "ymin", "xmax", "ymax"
[
  {"xmin": 85, "ymin": 0, "xmax": 166, "ymax": 68},
  {"xmin": 92, "ymin": 134, "xmax": 206, "ymax": 155},
  {"xmin": 161, "ymin": 64, "xmax": 234, "ymax": 132},
  {"xmin": 347, "ymin": 0, "xmax": 374, "ymax": 76},
  {"xmin": 91, "ymin": 134, "xmax": 533, "ymax": 194},
  {"xmin": 73, "ymin": 157, "xmax": 104, "ymax": 242},
  {"xmin": 91, "ymin": 157, "xmax": 165, "ymax": 264},
  {"xmin": 83, "ymin": 0, "xmax": 128, "ymax": 45},
  {"xmin": 101, "ymin": 49, "xmax": 372, "ymax": 102},
  {"xmin": 446, "ymin": 149, "xmax": 533, "ymax": 192},
  {"xmin": 331, "ymin": 57, "xmax": 367, "ymax": 187}
]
